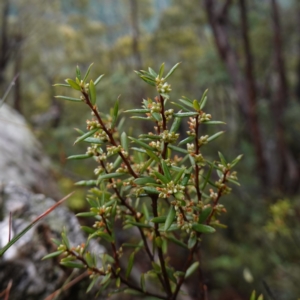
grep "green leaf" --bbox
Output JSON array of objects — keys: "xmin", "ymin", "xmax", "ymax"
[
  {"xmin": 168, "ymin": 144, "xmax": 188, "ymax": 154},
  {"xmin": 159, "ymin": 63, "xmax": 165, "ymax": 78},
  {"xmin": 94, "ymin": 74, "xmax": 105, "ymax": 86},
  {"xmin": 192, "ymin": 224, "xmax": 216, "ymax": 234},
  {"xmin": 83, "ymin": 63, "xmax": 94, "ymax": 82},
  {"xmin": 188, "ymin": 234, "xmax": 197, "ymax": 249},
  {"xmin": 145, "ymin": 149, "xmax": 160, "ymax": 162},
  {"xmin": 125, "ymin": 252, "xmax": 135, "ymax": 279},
  {"xmin": 121, "ymin": 132, "xmax": 129, "ymax": 151},
  {"xmin": 250, "ymin": 291, "xmax": 256, "ymax": 300},
  {"xmin": 166, "ymin": 235, "xmax": 188, "ymax": 248},
  {"xmin": 185, "ymin": 261, "xmax": 199, "ymax": 278},
  {"xmin": 173, "ymin": 112, "xmax": 198, "ymax": 118},
  {"xmin": 193, "ymin": 99, "xmax": 200, "ymax": 111},
  {"xmin": 178, "ymin": 98, "xmax": 194, "ymax": 109},
  {"xmin": 125, "ymin": 108, "xmax": 149, "ymax": 113},
  {"xmin": 201, "ymin": 121, "xmax": 226, "ymax": 125},
  {"xmin": 134, "ymin": 177, "xmax": 157, "ymax": 185},
  {"xmin": 76, "ymin": 212, "xmax": 96, "ymax": 217},
  {"xmin": 74, "ymin": 128, "xmax": 99, "ymax": 144},
  {"xmin": 140, "ymin": 76, "xmax": 156, "ymax": 86},
  {"xmin": 67, "ymin": 153, "xmax": 93, "ymax": 160},
  {"xmin": 218, "ymin": 151, "xmax": 227, "ymax": 165},
  {"xmin": 178, "ymin": 136, "xmax": 194, "ymax": 146},
  {"xmin": 140, "ymin": 273, "xmax": 146, "ymax": 292},
  {"xmin": 86, "ymin": 277, "xmax": 98, "ymax": 293},
  {"xmin": 164, "ymin": 62, "xmax": 180, "ymax": 79},
  {"xmin": 101, "ymin": 273, "xmax": 111, "ymax": 285},
  {"xmin": 111, "ymin": 98, "xmax": 119, "ymax": 128},
  {"xmin": 207, "ymin": 131, "xmax": 224, "ymax": 142},
  {"xmin": 164, "ymin": 206, "xmax": 176, "ymax": 231},
  {"xmin": 199, "ymin": 89, "xmax": 208, "ymax": 109},
  {"xmin": 143, "ymin": 187, "xmax": 160, "ymax": 195},
  {"xmin": 155, "ymin": 236, "xmax": 163, "ymax": 248},
  {"xmin": 42, "ymin": 250, "xmax": 64, "ymax": 260},
  {"xmin": 257, "ymin": 295, "xmax": 264, "ymax": 300},
  {"xmin": 60, "ymin": 261, "xmax": 85, "ymax": 269},
  {"xmin": 198, "ymin": 207, "xmax": 212, "ymax": 223},
  {"xmin": 174, "ymin": 167, "xmax": 186, "ymax": 184},
  {"xmin": 97, "ymin": 173, "xmax": 124, "ymax": 182},
  {"xmin": 200, "ymin": 164, "xmax": 213, "ymax": 190},
  {"xmin": 53, "ymin": 83, "xmax": 71, "ymax": 87},
  {"xmin": 148, "ymin": 67, "xmax": 157, "ymax": 77},
  {"xmin": 153, "ymin": 171, "xmax": 169, "ymax": 184},
  {"xmin": 127, "ymin": 221, "xmax": 152, "ymax": 228},
  {"xmin": 76, "ymin": 65, "xmax": 81, "ymax": 81},
  {"xmin": 75, "ymin": 180, "xmax": 97, "ymax": 186},
  {"xmin": 161, "ymin": 160, "xmax": 172, "ymax": 181},
  {"xmin": 89, "ymin": 80, "xmax": 96, "ymax": 105},
  {"xmin": 230, "ymin": 154, "xmax": 243, "ymax": 168},
  {"xmin": 151, "ymin": 216, "xmax": 167, "ymax": 223},
  {"xmin": 55, "ymin": 95, "xmax": 82, "ymax": 102},
  {"xmin": 129, "ymin": 137, "xmax": 155, "ymax": 151},
  {"xmin": 170, "ymin": 117, "xmax": 181, "ymax": 133},
  {"xmin": 65, "ymin": 79, "xmax": 81, "ymax": 90}
]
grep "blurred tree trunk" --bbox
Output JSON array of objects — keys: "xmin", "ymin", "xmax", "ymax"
[
  {"xmin": 129, "ymin": 0, "xmax": 143, "ymax": 70},
  {"xmin": 0, "ymin": 0, "xmax": 10, "ymax": 94},
  {"xmin": 203, "ymin": 0, "xmax": 268, "ymax": 187},
  {"xmin": 270, "ymin": 0, "xmax": 299, "ymax": 192}
]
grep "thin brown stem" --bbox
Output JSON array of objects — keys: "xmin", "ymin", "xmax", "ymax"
[
  {"xmin": 83, "ymin": 91, "xmax": 138, "ymax": 178},
  {"xmin": 152, "ymin": 195, "xmax": 172, "ymax": 297},
  {"xmin": 194, "ymin": 116, "xmax": 202, "ymax": 201}
]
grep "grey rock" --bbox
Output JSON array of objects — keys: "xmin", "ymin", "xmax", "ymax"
[
  {"xmin": 0, "ymin": 182, "xmax": 105, "ymax": 300},
  {"xmin": 0, "ymin": 104, "xmax": 60, "ymax": 199}
]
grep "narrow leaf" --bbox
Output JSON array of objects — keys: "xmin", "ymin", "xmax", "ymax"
[
  {"xmin": 74, "ymin": 128, "xmax": 99, "ymax": 145},
  {"xmin": 192, "ymin": 224, "xmax": 216, "ymax": 234},
  {"xmin": 67, "ymin": 153, "xmax": 92, "ymax": 160},
  {"xmin": 65, "ymin": 79, "xmax": 81, "ymax": 90},
  {"xmin": 164, "ymin": 206, "xmax": 176, "ymax": 231},
  {"xmin": 165, "ymin": 62, "xmax": 180, "ymax": 79},
  {"xmin": 207, "ymin": 131, "xmax": 224, "ymax": 142},
  {"xmin": 83, "ymin": 63, "xmax": 94, "ymax": 82},
  {"xmin": 42, "ymin": 250, "xmax": 64, "ymax": 260},
  {"xmin": 170, "ymin": 117, "xmax": 181, "ymax": 133},
  {"xmin": 173, "ymin": 112, "xmax": 198, "ymax": 118},
  {"xmin": 185, "ymin": 261, "xmax": 199, "ymax": 278},
  {"xmin": 199, "ymin": 89, "xmax": 208, "ymax": 109},
  {"xmin": 55, "ymin": 95, "xmax": 81, "ymax": 102},
  {"xmin": 94, "ymin": 74, "xmax": 104, "ymax": 86},
  {"xmin": 161, "ymin": 160, "xmax": 172, "ymax": 181},
  {"xmin": 125, "ymin": 252, "xmax": 135, "ymax": 279},
  {"xmin": 89, "ymin": 80, "xmax": 96, "ymax": 105},
  {"xmin": 159, "ymin": 63, "xmax": 165, "ymax": 78}
]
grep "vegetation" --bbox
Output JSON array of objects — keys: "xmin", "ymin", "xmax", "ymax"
[{"xmin": 43, "ymin": 63, "xmax": 242, "ymax": 299}]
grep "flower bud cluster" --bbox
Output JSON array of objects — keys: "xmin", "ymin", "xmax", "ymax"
[
  {"xmin": 86, "ymin": 119, "xmax": 101, "ymax": 130},
  {"xmin": 148, "ymin": 101, "xmax": 161, "ymax": 113},
  {"xmin": 156, "ymin": 77, "xmax": 172, "ymax": 94},
  {"xmin": 95, "ymin": 153, "xmax": 107, "ymax": 162},
  {"xmin": 198, "ymin": 135, "xmax": 209, "ymax": 146},
  {"xmin": 160, "ymin": 130, "xmax": 179, "ymax": 143},
  {"xmin": 94, "ymin": 129, "xmax": 109, "ymax": 142},
  {"xmin": 91, "ymin": 205, "xmax": 112, "ymax": 218},
  {"xmin": 94, "ymin": 166, "xmax": 104, "ymax": 176},
  {"xmin": 86, "ymin": 145, "xmax": 99, "ymax": 156},
  {"xmin": 227, "ymin": 171, "xmax": 238, "ymax": 181},
  {"xmin": 157, "ymin": 181, "xmax": 185, "ymax": 198},
  {"xmin": 199, "ymin": 112, "xmax": 212, "ymax": 122},
  {"xmin": 164, "ymin": 109, "xmax": 174, "ymax": 121},
  {"xmin": 187, "ymin": 117, "xmax": 196, "ymax": 136},
  {"xmin": 192, "ymin": 153, "xmax": 206, "ymax": 166},
  {"xmin": 149, "ymin": 140, "xmax": 161, "ymax": 151},
  {"xmin": 106, "ymin": 145, "xmax": 122, "ymax": 156},
  {"xmin": 215, "ymin": 180, "xmax": 232, "ymax": 195}
]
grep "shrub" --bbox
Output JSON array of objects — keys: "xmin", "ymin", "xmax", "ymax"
[{"xmin": 44, "ymin": 63, "xmax": 242, "ymax": 299}]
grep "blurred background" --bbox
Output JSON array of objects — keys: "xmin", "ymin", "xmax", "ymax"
[{"xmin": 1, "ymin": 0, "xmax": 300, "ymax": 299}]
